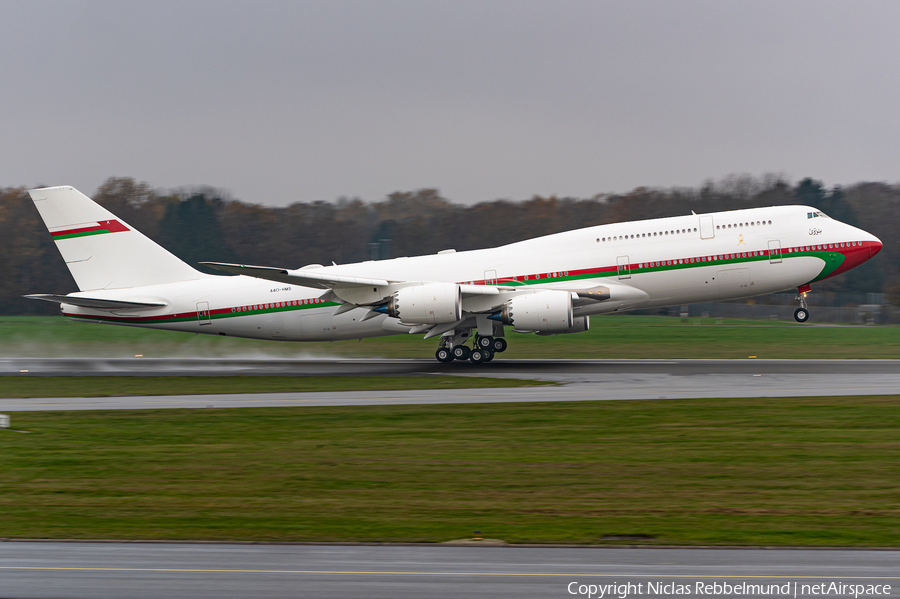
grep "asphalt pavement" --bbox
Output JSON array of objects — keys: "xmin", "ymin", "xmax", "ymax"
[
  {"xmin": 2, "ymin": 359, "xmax": 899, "ymax": 411},
  {"xmin": 1, "ymin": 542, "xmax": 897, "ymax": 599}
]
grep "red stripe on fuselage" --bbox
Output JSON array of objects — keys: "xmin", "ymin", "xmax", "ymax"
[
  {"xmin": 465, "ymin": 240, "xmax": 879, "ymax": 286},
  {"xmin": 59, "ymin": 240, "xmax": 881, "ymax": 324}
]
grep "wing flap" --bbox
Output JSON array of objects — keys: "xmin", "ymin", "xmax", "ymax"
[
  {"xmin": 200, "ymin": 262, "xmax": 392, "ymax": 289},
  {"xmin": 24, "ymin": 294, "xmax": 167, "ymax": 310}
]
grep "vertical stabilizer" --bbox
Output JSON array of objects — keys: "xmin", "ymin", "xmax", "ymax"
[{"xmin": 28, "ymin": 186, "xmax": 201, "ymax": 291}]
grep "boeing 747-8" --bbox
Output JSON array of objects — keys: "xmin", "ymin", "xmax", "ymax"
[{"xmin": 25, "ymin": 186, "xmax": 882, "ymax": 363}]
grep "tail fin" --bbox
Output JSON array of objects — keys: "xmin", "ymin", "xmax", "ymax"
[{"xmin": 28, "ymin": 186, "xmax": 201, "ymax": 291}]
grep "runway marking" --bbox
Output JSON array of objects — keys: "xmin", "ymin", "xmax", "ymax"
[{"xmin": 0, "ymin": 566, "xmax": 897, "ymax": 579}]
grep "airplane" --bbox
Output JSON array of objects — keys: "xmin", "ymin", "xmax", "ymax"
[{"xmin": 25, "ymin": 186, "xmax": 882, "ymax": 364}]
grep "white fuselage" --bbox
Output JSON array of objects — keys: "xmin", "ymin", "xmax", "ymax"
[{"xmin": 60, "ymin": 205, "xmax": 882, "ymax": 341}]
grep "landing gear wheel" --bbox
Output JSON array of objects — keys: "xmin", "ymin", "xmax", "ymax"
[
  {"xmin": 476, "ymin": 336, "xmax": 494, "ymax": 349},
  {"xmin": 491, "ymin": 338, "xmax": 507, "ymax": 353},
  {"xmin": 483, "ymin": 348, "xmax": 495, "ymax": 363},
  {"xmin": 795, "ymin": 287, "xmax": 811, "ymax": 323},
  {"xmin": 470, "ymin": 348, "xmax": 487, "ymax": 364},
  {"xmin": 435, "ymin": 347, "xmax": 453, "ymax": 363},
  {"xmin": 452, "ymin": 345, "xmax": 471, "ymax": 361}
]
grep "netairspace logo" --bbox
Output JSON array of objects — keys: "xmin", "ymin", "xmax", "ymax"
[{"xmin": 566, "ymin": 581, "xmax": 893, "ymax": 598}]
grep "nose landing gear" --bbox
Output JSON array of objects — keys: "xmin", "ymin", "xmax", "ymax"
[{"xmin": 794, "ymin": 285, "xmax": 811, "ymax": 323}]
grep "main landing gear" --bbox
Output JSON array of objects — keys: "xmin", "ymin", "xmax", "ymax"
[
  {"xmin": 794, "ymin": 284, "xmax": 811, "ymax": 323},
  {"xmin": 435, "ymin": 347, "xmax": 453, "ymax": 363},
  {"xmin": 435, "ymin": 334, "xmax": 507, "ymax": 364},
  {"xmin": 476, "ymin": 335, "xmax": 508, "ymax": 353}
]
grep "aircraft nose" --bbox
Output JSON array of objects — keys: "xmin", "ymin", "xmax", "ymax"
[
  {"xmin": 866, "ymin": 232, "xmax": 883, "ymax": 258},
  {"xmin": 872, "ymin": 237, "xmax": 883, "ymax": 257}
]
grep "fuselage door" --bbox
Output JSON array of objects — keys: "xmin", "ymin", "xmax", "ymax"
[
  {"xmin": 197, "ymin": 301, "xmax": 211, "ymax": 325},
  {"xmin": 768, "ymin": 240, "xmax": 782, "ymax": 264},
  {"xmin": 700, "ymin": 216, "xmax": 715, "ymax": 239},
  {"xmin": 484, "ymin": 269, "xmax": 497, "ymax": 285},
  {"xmin": 617, "ymin": 256, "xmax": 631, "ymax": 280}
]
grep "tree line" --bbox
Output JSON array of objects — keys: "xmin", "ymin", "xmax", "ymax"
[{"xmin": 1, "ymin": 175, "xmax": 897, "ymax": 315}]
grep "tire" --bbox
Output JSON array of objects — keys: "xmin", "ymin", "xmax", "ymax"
[
  {"xmin": 470, "ymin": 349, "xmax": 486, "ymax": 364},
  {"xmin": 435, "ymin": 347, "xmax": 453, "ymax": 363},
  {"xmin": 794, "ymin": 308, "xmax": 810, "ymax": 323},
  {"xmin": 452, "ymin": 345, "xmax": 471, "ymax": 361},
  {"xmin": 476, "ymin": 336, "xmax": 493, "ymax": 349},
  {"xmin": 483, "ymin": 348, "xmax": 495, "ymax": 362},
  {"xmin": 491, "ymin": 338, "xmax": 507, "ymax": 353}
]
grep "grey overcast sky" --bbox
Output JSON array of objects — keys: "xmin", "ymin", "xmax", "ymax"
[{"xmin": 1, "ymin": 1, "xmax": 898, "ymax": 206}]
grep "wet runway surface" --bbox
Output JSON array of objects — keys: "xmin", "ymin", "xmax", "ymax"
[
  {"xmin": 1, "ymin": 359, "xmax": 899, "ymax": 411},
  {"xmin": 1, "ymin": 542, "xmax": 896, "ymax": 599},
  {"xmin": 3, "ymin": 357, "xmax": 900, "ymax": 377}
]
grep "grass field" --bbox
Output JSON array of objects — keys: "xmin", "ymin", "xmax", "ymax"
[
  {"xmin": 0, "ymin": 375, "xmax": 551, "ymax": 398},
  {"xmin": 2, "ymin": 315, "xmax": 900, "ymax": 359},
  {"xmin": 2, "ymin": 396, "xmax": 898, "ymax": 546}
]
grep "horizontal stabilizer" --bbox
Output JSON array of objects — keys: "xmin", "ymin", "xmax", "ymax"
[
  {"xmin": 24, "ymin": 294, "xmax": 167, "ymax": 310},
  {"xmin": 200, "ymin": 262, "xmax": 393, "ymax": 289}
]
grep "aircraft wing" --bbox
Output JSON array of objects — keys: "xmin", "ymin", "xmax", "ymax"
[
  {"xmin": 201, "ymin": 261, "xmax": 500, "ymax": 296},
  {"xmin": 200, "ymin": 262, "xmax": 394, "ymax": 289},
  {"xmin": 202, "ymin": 260, "xmax": 505, "ymax": 324},
  {"xmin": 24, "ymin": 294, "xmax": 167, "ymax": 310}
]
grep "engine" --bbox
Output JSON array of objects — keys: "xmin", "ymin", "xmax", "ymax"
[
  {"xmin": 536, "ymin": 315, "xmax": 589, "ymax": 335},
  {"xmin": 385, "ymin": 282, "xmax": 462, "ymax": 325},
  {"xmin": 495, "ymin": 290, "xmax": 577, "ymax": 334}
]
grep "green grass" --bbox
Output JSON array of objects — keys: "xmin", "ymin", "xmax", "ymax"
[
  {"xmin": 3, "ymin": 315, "xmax": 900, "ymax": 359},
  {"xmin": 2, "ymin": 396, "xmax": 899, "ymax": 546},
  {"xmin": 0, "ymin": 375, "xmax": 552, "ymax": 398}
]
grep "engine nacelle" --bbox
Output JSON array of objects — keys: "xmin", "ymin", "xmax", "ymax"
[
  {"xmin": 536, "ymin": 315, "xmax": 589, "ymax": 335},
  {"xmin": 386, "ymin": 282, "xmax": 462, "ymax": 325},
  {"xmin": 497, "ymin": 290, "xmax": 575, "ymax": 334}
]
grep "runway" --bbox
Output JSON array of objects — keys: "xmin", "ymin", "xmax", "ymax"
[
  {"xmin": 1, "ymin": 359, "xmax": 899, "ymax": 411},
  {"xmin": 3, "ymin": 363, "xmax": 898, "ymax": 598},
  {"xmin": 4, "ymin": 356, "xmax": 900, "ymax": 378},
  {"xmin": 1, "ymin": 542, "xmax": 896, "ymax": 599}
]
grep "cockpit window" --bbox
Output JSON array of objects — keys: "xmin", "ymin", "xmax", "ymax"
[{"xmin": 807, "ymin": 211, "xmax": 829, "ymax": 219}]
